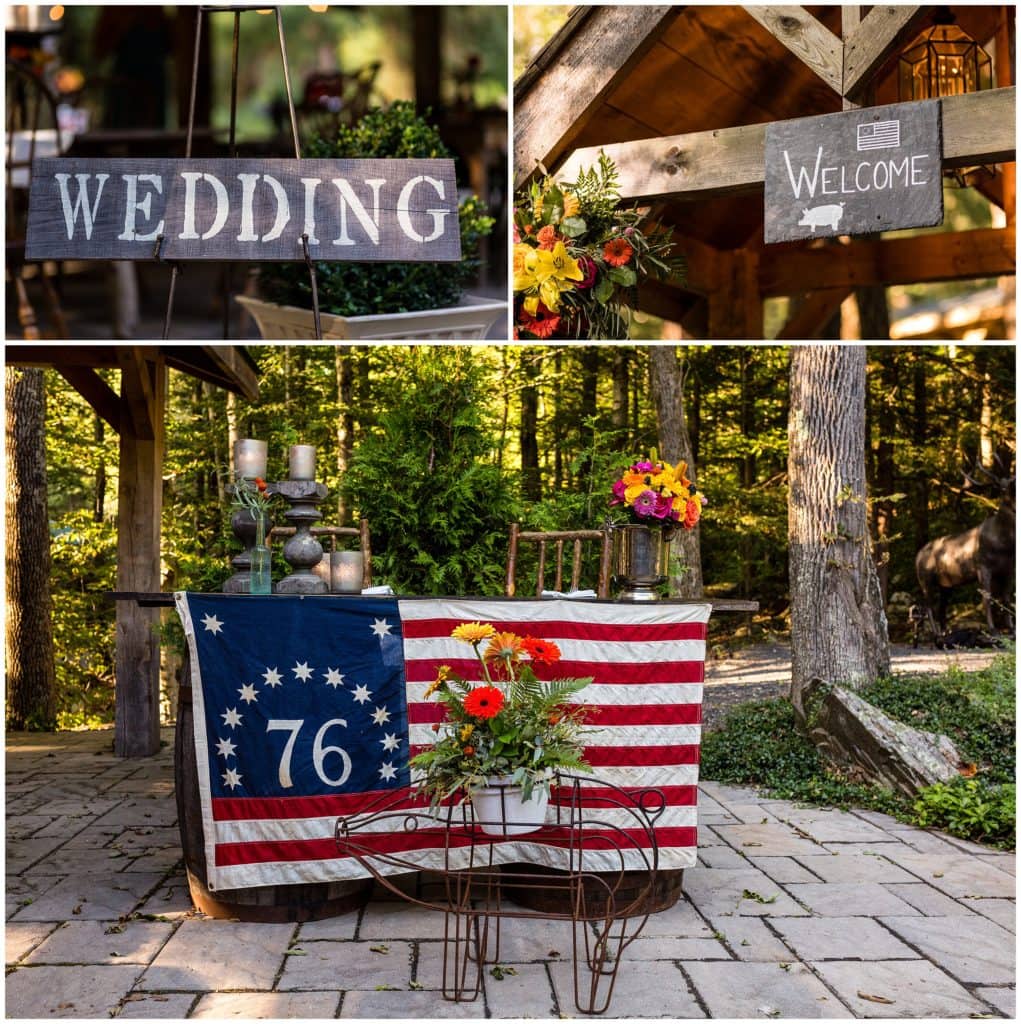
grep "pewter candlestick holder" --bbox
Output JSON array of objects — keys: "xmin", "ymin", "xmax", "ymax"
[
  {"xmin": 223, "ymin": 488, "xmax": 272, "ymax": 594},
  {"xmin": 267, "ymin": 480, "xmax": 329, "ymax": 594}
]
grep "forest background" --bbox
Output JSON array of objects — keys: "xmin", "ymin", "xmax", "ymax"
[{"xmin": 42, "ymin": 344, "xmax": 1014, "ymax": 728}]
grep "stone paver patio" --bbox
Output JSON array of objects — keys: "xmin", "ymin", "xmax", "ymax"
[{"xmin": 6, "ymin": 728, "xmax": 1015, "ymax": 1019}]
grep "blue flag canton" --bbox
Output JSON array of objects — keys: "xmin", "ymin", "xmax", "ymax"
[{"xmin": 187, "ymin": 595, "xmax": 411, "ymax": 799}]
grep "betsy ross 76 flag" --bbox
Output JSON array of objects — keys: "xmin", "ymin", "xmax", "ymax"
[{"xmin": 177, "ymin": 593, "xmax": 709, "ymax": 891}]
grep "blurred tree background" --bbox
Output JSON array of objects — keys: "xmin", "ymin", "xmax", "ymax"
[{"xmin": 41, "ymin": 345, "xmax": 1014, "ymax": 727}]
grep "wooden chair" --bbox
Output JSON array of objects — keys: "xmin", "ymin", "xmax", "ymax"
[
  {"xmin": 270, "ymin": 519, "xmax": 373, "ymax": 590},
  {"xmin": 505, "ymin": 524, "xmax": 612, "ymax": 598}
]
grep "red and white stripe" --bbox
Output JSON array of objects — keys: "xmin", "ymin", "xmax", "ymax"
[{"xmin": 194, "ymin": 597, "xmax": 708, "ymax": 891}]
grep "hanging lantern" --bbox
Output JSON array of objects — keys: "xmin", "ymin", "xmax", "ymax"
[
  {"xmin": 898, "ymin": 8, "xmax": 993, "ymax": 100},
  {"xmin": 899, "ymin": 8, "xmax": 994, "ymax": 185}
]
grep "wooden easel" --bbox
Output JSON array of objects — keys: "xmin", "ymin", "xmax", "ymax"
[{"xmin": 161, "ymin": 5, "xmax": 321, "ymax": 340}]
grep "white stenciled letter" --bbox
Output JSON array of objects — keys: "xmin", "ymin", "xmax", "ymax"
[
  {"xmin": 782, "ymin": 147, "xmax": 823, "ymax": 200},
  {"xmin": 330, "ymin": 178, "xmax": 385, "ymax": 246},
  {"xmin": 54, "ymin": 172, "xmax": 109, "ymax": 241},
  {"xmin": 236, "ymin": 173, "xmax": 260, "ymax": 241},
  {"xmin": 117, "ymin": 174, "xmax": 164, "ymax": 242},
  {"xmin": 261, "ymin": 174, "xmax": 289, "ymax": 242},
  {"xmin": 300, "ymin": 177, "xmax": 321, "ymax": 245},
  {"xmin": 179, "ymin": 172, "xmax": 229, "ymax": 241},
  {"xmin": 397, "ymin": 175, "xmax": 449, "ymax": 243}
]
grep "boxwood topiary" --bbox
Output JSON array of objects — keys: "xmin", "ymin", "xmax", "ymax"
[{"xmin": 257, "ymin": 102, "xmax": 495, "ymax": 317}]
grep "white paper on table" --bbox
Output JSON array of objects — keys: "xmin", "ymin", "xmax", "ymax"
[
  {"xmin": 540, "ymin": 589, "xmax": 597, "ymax": 599},
  {"xmin": 361, "ymin": 585, "xmax": 395, "ymax": 596}
]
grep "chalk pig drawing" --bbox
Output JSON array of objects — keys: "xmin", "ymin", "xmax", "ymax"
[{"xmin": 798, "ymin": 202, "xmax": 844, "ymax": 232}]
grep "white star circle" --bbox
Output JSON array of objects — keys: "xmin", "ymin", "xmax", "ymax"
[
  {"xmin": 263, "ymin": 667, "xmax": 283, "ymax": 687},
  {"xmin": 201, "ymin": 613, "xmax": 224, "ymax": 635},
  {"xmin": 371, "ymin": 618, "xmax": 393, "ymax": 638},
  {"xmin": 292, "ymin": 661, "xmax": 314, "ymax": 682},
  {"xmin": 351, "ymin": 684, "xmax": 372, "ymax": 705},
  {"xmin": 238, "ymin": 683, "xmax": 259, "ymax": 704},
  {"xmin": 323, "ymin": 668, "xmax": 345, "ymax": 689},
  {"xmin": 221, "ymin": 707, "xmax": 243, "ymax": 728},
  {"xmin": 371, "ymin": 705, "xmax": 392, "ymax": 726}
]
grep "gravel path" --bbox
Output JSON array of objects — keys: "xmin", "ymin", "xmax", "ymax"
[{"xmin": 701, "ymin": 642, "xmax": 1002, "ymax": 729}]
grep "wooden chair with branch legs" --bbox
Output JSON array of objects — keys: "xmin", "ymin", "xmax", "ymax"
[
  {"xmin": 270, "ymin": 519, "xmax": 373, "ymax": 590},
  {"xmin": 505, "ymin": 524, "xmax": 612, "ymax": 598}
]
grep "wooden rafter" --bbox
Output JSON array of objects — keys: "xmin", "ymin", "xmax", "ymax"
[
  {"xmin": 513, "ymin": 5, "xmax": 679, "ymax": 188},
  {"xmin": 758, "ymin": 226, "xmax": 1015, "ymax": 295},
  {"xmin": 557, "ymin": 87, "xmax": 1016, "ymax": 202},
  {"xmin": 741, "ymin": 6, "xmax": 843, "ymax": 94},
  {"xmin": 56, "ymin": 366, "xmax": 121, "ymax": 434},
  {"xmin": 842, "ymin": 5, "xmax": 927, "ymax": 99}
]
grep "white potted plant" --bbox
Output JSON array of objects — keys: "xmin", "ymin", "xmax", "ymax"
[
  {"xmin": 239, "ymin": 102, "xmax": 504, "ymax": 341},
  {"xmin": 411, "ymin": 622, "xmax": 593, "ymax": 835}
]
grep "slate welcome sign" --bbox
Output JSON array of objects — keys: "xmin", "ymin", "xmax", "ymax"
[
  {"xmin": 764, "ymin": 99, "xmax": 943, "ymax": 244},
  {"xmin": 25, "ymin": 157, "xmax": 461, "ymax": 262}
]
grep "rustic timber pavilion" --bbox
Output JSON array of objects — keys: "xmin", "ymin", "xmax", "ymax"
[{"xmin": 514, "ymin": 5, "xmax": 1016, "ymax": 340}]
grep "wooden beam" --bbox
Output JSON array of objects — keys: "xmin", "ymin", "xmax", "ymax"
[
  {"xmin": 741, "ymin": 6, "xmax": 843, "ymax": 94},
  {"xmin": 558, "ymin": 88, "xmax": 1016, "ymax": 201},
  {"xmin": 56, "ymin": 366, "xmax": 121, "ymax": 434},
  {"xmin": 116, "ymin": 348, "xmax": 157, "ymax": 442},
  {"xmin": 842, "ymin": 5, "xmax": 926, "ymax": 99},
  {"xmin": 194, "ymin": 347, "xmax": 260, "ymax": 401},
  {"xmin": 708, "ymin": 249, "xmax": 763, "ymax": 339},
  {"xmin": 513, "ymin": 5, "xmax": 679, "ymax": 187},
  {"xmin": 759, "ymin": 227, "xmax": 1015, "ymax": 296},
  {"xmin": 776, "ymin": 287, "xmax": 853, "ymax": 339},
  {"xmin": 114, "ymin": 355, "xmax": 167, "ymax": 757}
]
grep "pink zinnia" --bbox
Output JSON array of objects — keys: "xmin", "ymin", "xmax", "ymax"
[
  {"xmin": 610, "ymin": 479, "xmax": 626, "ymax": 505},
  {"xmin": 632, "ymin": 461, "xmax": 655, "ymax": 473},
  {"xmin": 576, "ymin": 256, "xmax": 597, "ymax": 289},
  {"xmin": 651, "ymin": 492, "xmax": 674, "ymax": 519}
]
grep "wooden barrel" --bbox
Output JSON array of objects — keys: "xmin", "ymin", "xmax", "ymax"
[
  {"xmin": 500, "ymin": 864, "xmax": 684, "ymax": 916},
  {"xmin": 174, "ymin": 682, "xmax": 373, "ymax": 922}
]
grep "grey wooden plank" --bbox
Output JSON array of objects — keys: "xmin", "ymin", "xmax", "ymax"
[{"xmin": 25, "ymin": 157, "xmax": 461, "ymax": 262}]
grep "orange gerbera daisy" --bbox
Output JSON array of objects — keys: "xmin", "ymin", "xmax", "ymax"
[
  {"xmin": 484, "ymin": 631, "xmax": 524, "ymax": 664},
  {"xmin": 603, "ymin": 237, "xmax": 634, "ymax": 267},
  {"xmin": 463, "ymin": 685, "xmax": 505, "ymax": 719},
  {"xmin": 521, "ymin": 636, "xmax": 562, "ymax": 665}
]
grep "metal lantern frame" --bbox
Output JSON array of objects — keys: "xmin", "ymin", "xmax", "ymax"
[{"xmin": 898, "ymin": 17, "xmax": 994, "ymax": 102}]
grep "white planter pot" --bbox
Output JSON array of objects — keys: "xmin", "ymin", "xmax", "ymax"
[
  {"xmin": 471, "ymin": 776, "xmax": 550, "ymax": 836},
  {"xmin": 236, "ymin": 294, "xmax": 507, "ymax": 341}
]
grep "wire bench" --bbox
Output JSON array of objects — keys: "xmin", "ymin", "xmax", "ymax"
[{"xmin": 335, "ymin": 774, "xmax": 665, "ymax": 1014}]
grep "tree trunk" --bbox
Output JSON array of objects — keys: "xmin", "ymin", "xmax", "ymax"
[
  {"xmin": 519, "ymin": 349, "xmax": 541, "ymax": 501},
  {"xmin": 5, "ymin": 367, "xmax": 57, "ymax": 730},
  {"xmin": 911, "ymin": 350, "xmax": 929, "ymax": 554},
  {"xmin": 650, "ymin": 346, "xmax": 703, "ymax": 597},
  {"xmin": 335, "ymin": 348, "xmax": 354, "ymax": 522},
  {"xmin": 788, "ymin": 346, "xmax": 889, "ymax": 723},
  {"xmin": 577, "ymin": 347, "xmax": 599, "ymax": 491},
  {"xmin": 552, "ymin": 349, "xmax": 563, "ymax": 491},
  {"xmin": 93, "ymin": 413, "xmax": 107, "ymax": 521},
  {"xmin": 872, "ymin": 349, "xmax": 898, "ymax": 604},
  {"xmin": 610, "ymin": 347, "xmax": 630, "ymax": 443}
]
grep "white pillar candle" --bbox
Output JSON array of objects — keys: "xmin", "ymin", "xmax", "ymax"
[
  {"xmin": 331, "ymin": 551, "xmax": 363, "ymax": 593},
  {"xmin": 289, "ymin": 444, "xmax": 316, "ymax": 481},
  {"xmin": 234, "ymin": 438, "xmax": 267, "ymax": 480}
]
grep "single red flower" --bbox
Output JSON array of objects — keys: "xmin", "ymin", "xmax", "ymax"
[
  {"xmin": 431, "ymin": 722, "xmax": 441, "ymax": 732},
  {"xmin": 521, "ymin": 636, "xmax": 562, "ymax": 665},
  {"xmin": 603, "ymin": 237, "xmax": 634, "ymax": 267},
  {"xmin": 683, "ymin": 499, "xmax": 701, "ymax": 529},
  {"xmin": 463, "ymin": 745, "xmax": 475, "ymax": 757},
  {"xmin": 463, "ymin": 686, "xmax": 505, "ymax": 719},
  {"xmin": 254, "ymin": 476, "xmax": 267, "ymax": 492},
  {"xmin": 519, "ymin": 302, "xmax": 561, "ymax": 339}
]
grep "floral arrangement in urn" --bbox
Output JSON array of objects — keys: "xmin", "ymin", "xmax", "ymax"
[
  {"xmin": 610, "ymin": 453, "xmax": 705, "ymax": 537},
  {"xmin": 410, "ymin": 622, "xmax": 593, "ymax": 814},
  {"xmin": 513, "ymin": 152, "xmax": 683, "ymax": 339}
]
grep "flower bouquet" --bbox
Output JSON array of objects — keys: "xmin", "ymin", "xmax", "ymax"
[
  {"xmin": 410, "ymin": 622, "xmax": 593, "ymax": 831},
  {"xmin": 513, "ymin": 152, "xmax": 683, "ymax": 339},
  {"xmin": 610, "ymin": 453, "xmax": 705, "ymax": 539}
]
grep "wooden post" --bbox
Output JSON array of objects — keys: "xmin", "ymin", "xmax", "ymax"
[
  {"xmin": 996, "ymin": 13, "xmax": 1016, "ymax": 228},
  {"xmin": 114, "ymin": 351, "xmax": 167, "ymax": 757}
]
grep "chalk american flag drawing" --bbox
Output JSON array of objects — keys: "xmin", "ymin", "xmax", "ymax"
[
  {"xmin": 177, "ymin": 594, "xmax": 709, "ymax": 891},
  {"xmin": 857, "ymin": 119, "xmax": 901, "ymax": 151}
]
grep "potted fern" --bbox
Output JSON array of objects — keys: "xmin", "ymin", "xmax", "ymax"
[
  {"xmin": 411, "ymin": 622, "xmax": 593, "ymax": 835},
  {"xmin": 240, "ymin": 102, "xmax": 503, "ymax": 340}
]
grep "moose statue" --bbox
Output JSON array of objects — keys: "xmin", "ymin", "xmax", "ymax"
[{"xmin": 915, "ymin": 462, "xmax": 1015, "ymax": 641}]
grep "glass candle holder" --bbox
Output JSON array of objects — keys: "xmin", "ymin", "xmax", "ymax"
[
  {"xmin": 235, "ymin": 438, "xmax": 267, "ymax": 480},
  {"xmin": 331, "ymin": 551, "xmax": 364, "ymax": 593},
  {"xmin": 289, "ymin": 444, "xmax": 316, "ymax": 481}
]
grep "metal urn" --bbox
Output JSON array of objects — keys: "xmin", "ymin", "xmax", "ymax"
[{"xmin": 611, "ymin": 523, "xmax": 671, "ymax": 601}]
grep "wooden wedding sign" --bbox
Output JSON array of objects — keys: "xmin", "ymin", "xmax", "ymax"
[
  {"xmin": 764, "ymin": 100, "xmax": 944, "ymax": 244},
  {"xmin": 25, "ymin": 157, "xmax": 461, "ymax": 262}
]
